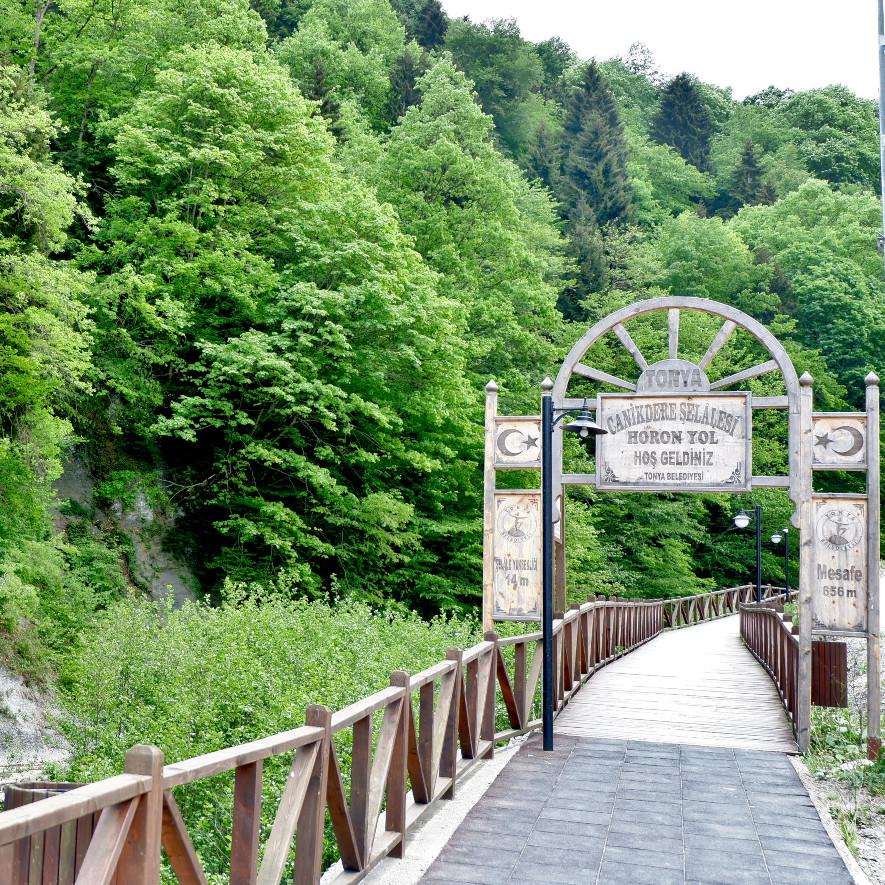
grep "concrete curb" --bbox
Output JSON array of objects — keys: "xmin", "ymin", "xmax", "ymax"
[{"xmin": 790, "ymin": 755, "xmax": 873, "ymax": 885}]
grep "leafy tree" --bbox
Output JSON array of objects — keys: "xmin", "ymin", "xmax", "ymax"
[
  {"xmin": 653, "ymin": 73, "xmax": 715, "ymax": 171},
  {"xmin": 559, "ymin": 62, "xmax": 634, "ymax": 227},
  {"xmin": 444, "ymin": 18, "xmax": 550, "ymax": 159},
  {"xmin": 371, "ymin": 58, "xmax": 568, "ymax": 403}
]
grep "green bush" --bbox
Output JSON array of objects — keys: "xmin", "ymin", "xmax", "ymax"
[{"xmin": 57, "ymin": 592, "xmax": 479, "ymax": 877}]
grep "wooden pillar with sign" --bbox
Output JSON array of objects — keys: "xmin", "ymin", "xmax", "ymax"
[
  {"xmin": 809, "ymin": 374, "xmax": 881, "ymax": 759},
  {"xmin": 866, "ymin": 373, "xmax": 881, "ymax": 759},
  {"xmin": 482, "ymin": 383, "xmax": 544, "ymax": 628}
]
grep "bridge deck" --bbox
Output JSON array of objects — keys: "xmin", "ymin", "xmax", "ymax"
[
  {"xmin": 418, "ymin": 618, "xmax": 845, "ymax": 885},
  {"xmin": 555, "ymin": 614, "xmax": 797, "ymax": 752}
]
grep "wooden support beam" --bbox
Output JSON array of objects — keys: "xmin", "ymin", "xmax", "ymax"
[
  {"xmin": 699, "ymin": 320, "xmax": 737, "ymax": 370},
  {"xmin": 668, "ymin": 309, "xmax": 679, "ymax": 359},
  {"xmin": 710, "ymin": 359, "xmax": 778, "ymax": 390},
  {"xmin": 573, "ymin": 363, "xmax": 637, "ymax": 391},
  {"xmin": 613, "ymin": 323, "xmax": 648, "ymax": 371}
]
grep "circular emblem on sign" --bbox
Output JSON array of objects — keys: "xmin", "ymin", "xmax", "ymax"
[
  {"xmin": 816, "ymin": 508, "xmax": 863, "ymax": 552},
  {"xmin": 498, "ymin": 504, "xmax": 537, "ymax": 544}
]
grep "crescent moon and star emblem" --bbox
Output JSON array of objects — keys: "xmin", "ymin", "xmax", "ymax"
[
  {"xmin": 813, "ymin": 422, "xmax": 865, "ymax": 461},
  {"xmin": 496, "ymin": 427, "xmax": 540, "ymax": 458}
]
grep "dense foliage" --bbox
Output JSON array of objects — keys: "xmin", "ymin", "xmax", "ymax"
[{"xmin": 1, "ymin": 2, "xmax": 883, "ymax": 655}]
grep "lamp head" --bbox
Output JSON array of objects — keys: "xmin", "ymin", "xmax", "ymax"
[
  {"xmin": 563, "ymin": 401, "xmax": 607, "ymax": 439},
  {"xmin": 771, "ymin": 532, "xmax": 782, "ymax": 545},
  {"xmin": 733, "ymin": 510, "xmax": 751, "ymax": 530}
]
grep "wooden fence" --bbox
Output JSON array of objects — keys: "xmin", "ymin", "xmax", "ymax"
[
  {"xmin": 664, "ymin": 583, "xmax": 787, "ymax": 628},
  {"xmin": 740, "ymin": 602, "xmax": 849, "ymax": 735},
  {"xmin": 0, "ymin": 596, "xmax": 662, "ymax": 885},
  {"xmin": 0, "ymin": 586, "xmax": 808, "ymax": 884},
  {"xmin": 740, "ymin": 603, "xmax": 800, "ymax": 730}
]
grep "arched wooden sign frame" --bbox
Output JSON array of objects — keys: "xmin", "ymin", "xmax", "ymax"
[{"xmin": 483, "ymin": 296, "xmax": 881, "ymax": 754}]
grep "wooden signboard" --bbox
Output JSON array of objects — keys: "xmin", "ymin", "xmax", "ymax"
[
  {"xmin": 494, "ymin": 417, "xmax": 542, "ymax": 469},
  {"xmin": 492, "ymin": 490, "xmax": 542, "ymax": 621},
  {"xmin": 811, "ymin": 495, "xmax": 867, "ymax": 634},
  {"xmin": 812, "ymin": 413, "xmax": 867, "ymax": 470},
  {"xmin": 596, "ymin": 393, "xmax": 751, "ymax": 492}
]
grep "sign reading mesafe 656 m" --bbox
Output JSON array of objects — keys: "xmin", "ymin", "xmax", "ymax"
[{"xmin": 596, "ymin": 393, "xmax": 752, "ymax": 492}]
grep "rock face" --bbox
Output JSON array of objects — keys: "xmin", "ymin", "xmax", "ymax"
[
  {"xmin": 0, "ymin": 668, "xmax": 68, "ymax": 789},
  {"xmin": 53, "ymin": 452, "xmax": 197, "ymax": 607}
]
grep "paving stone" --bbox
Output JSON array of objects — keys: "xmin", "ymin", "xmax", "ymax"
[
  {"xmin": 683, "ymin": 857, "xmax": 771, "ymax": 885},
  {"xmin": 510, "ymin": 860, "xmax": 594, "ymax": 884},
  {"xmin": 607, "ymin": 818, "xmax": 682, "ymax": 841},
  {"xmin": 606, "ymin": 827, "xmax": 683, "ymax": 853},
  {"xmin": 524, "ymin": 828, "xmax": 590, "ymax": 850},
  {"xmin": 596, "ymin": 860, "xmax": 684, "ymax": 885},
  {"xmin": 532, "ymin": 816, "xmax": 609, "ymax": 838},
  {"xmin": 683, "ymin": 819, "xmax": 762, "ymax": 840},
  {"xmin": 683, "ymin": 831, "xmax": 760, "ymax": 852},
  {"xmin": 538, "ymin": 805, "xmax": 612, "ymax": 827},
  {"xmin": 765, "ymin": 864, "xmax": 853, "ymax": 884},
  {"xmin": 758, "ymin": 830, "xmax": 832, "ymax": 849},
  {"xmin": 613, "ymin": 795, "xmax": 683, "ymax": 815},
  {"xmin": 517, "ymin": 842, "xmax": 604, "ymax": 869},
  {"xmin": 602, "ymin": 844, "xmax": 684, "ymax": 871},
  {"xmin": 611, "ymin": 806, "xmax": 681, "ymax": 827},
  {"xmin": 685, "ymin": 846, "xmax": 767, "ymax": 870},
  {"xmin": 762, "ymin": 848, "xmax": 850, "ymax": 873}
]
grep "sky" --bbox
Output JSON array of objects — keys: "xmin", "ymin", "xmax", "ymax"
[{"xmin": 441, "ymin": 0, "xmax": 881, "ymax": 100}]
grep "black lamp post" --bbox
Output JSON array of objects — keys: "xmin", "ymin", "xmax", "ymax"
[
  {"xmin": 771, "ymin": 527, "xmax": 790, "ymax": 602},
  {"xmin": 541, "ymin": 385, "xmax": 607, "ymax": 751},
  {"xmin": 734, "ymin": 505, "xmax": 762, "ymax": 604}
]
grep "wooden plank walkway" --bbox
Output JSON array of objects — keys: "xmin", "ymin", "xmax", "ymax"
[{"xmin": 555, "ymin": 614, "xmax": 797, "ymax": 752}]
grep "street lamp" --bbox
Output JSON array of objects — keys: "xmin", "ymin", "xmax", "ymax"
[
  {"xmin": 733, "ymin": 505, "xmax": 762, "ymax": 604},
  {"xmin": 771, "ymin": 528, "xmax": 790, "ymax": 602},
  {"xmin": 541, "ymin": 383, "xmax": 607, "ymax": 751}
]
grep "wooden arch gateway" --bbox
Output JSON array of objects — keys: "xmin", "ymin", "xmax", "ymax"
[{"xmin": 483, "ymin": 295, "xmax": 881, "ymax": 754}]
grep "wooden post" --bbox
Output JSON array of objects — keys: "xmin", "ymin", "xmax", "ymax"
[
  {"xmin": 482, "ymin": 380, "xmax": 498, "ymax": 632},
  {"xmin": 443, "ymin": 649, "xmax": 461, "ymax": 798},
  {"xmin": 119, "ymin": 745, "xmax": 164, "ymax": 885},
  {"xmin": 797, "ymin": 372, "xmax": 814, "ymax": 752},
  {"xmin": 481, "ymin": 632, "xmax": 497, "ymax": 759},
  {"xmin": 386, "ymin": 672, "xmax": 410, "ymax": 857},
  {"xmin": 866, "ymin": 373, "xmax": 881, "ymax": 759},
  {"xmin": 294, "ymin": 705, "xmax": 331, "ymax": 884},
  {"xmin": 230, "ymin": 761, "xmax": 262, "ymax": 884}
]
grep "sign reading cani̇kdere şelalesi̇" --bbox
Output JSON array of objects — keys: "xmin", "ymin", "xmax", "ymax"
[{"xmin": 596, "ymin": 392, "xmax": 751, "ymax": 492}]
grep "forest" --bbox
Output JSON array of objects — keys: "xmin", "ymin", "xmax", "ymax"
[{"xmin": 1, "ymin": 0, "xmax": 885, "ymax": 848}]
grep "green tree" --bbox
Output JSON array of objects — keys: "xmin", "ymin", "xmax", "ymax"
[
  {"xmin": 413, "ymin": 0, "xmax": 447, "ymax": 50},
  {"xmin": 653, "ymin": 73, "xmax": 715, "ymax": 171},
  {"xmin": 371, "ymin": 58, "xmax": 568, "ymax": 404},
  {"xmin": 86, "ymin": 43, "xmax": 476, "ymax": 606},
  {"xmin": 559, "ymin": 61, "xmax": 634, "ymax": 227}
]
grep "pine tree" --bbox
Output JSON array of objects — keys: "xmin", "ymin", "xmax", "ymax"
[
  {"xmin": 731, "ymin": 140, "xmax": 765, "ymax": 206},
  {"xmin": 413, "ymin": 0, "xmax": 447, "ymax": 50},
  {"xmin": 653, "ymin": 73, "xmax": 714, "ymax": 171},
  {"xmin": 389, "ymin": 50, "xmax": 424, "ymax": 122},
  {"xmin": 557, "ymin": 198, "xmax": 607, "ymax": 321},
  {"xmin": 559, "ymin": 62, "xmax": 634, "ymax": 227}
]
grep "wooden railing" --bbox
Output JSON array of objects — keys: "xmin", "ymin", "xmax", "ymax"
[
  {"xmin": 739, "ymin": 603, "xmax": 799, "ymax": 730},
  {"xmin": 663, "ymin": 583, "xmax": 787, "ymax": 629},
  {"xmin": 0, "ymin": 595, "xmax": 663, "ymax": 884}
]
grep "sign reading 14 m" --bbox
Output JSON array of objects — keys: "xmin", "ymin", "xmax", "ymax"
[{"xmin": 596, "ymin": 393, "xmax": 752, "ymax": 492}]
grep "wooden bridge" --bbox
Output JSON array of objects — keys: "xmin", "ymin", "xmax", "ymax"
[{"xmin": 0, "ymin": 585, "xmax": 853, "ymax": 885}]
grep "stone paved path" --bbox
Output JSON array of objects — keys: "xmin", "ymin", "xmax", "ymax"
[{"xmin": 420, "ymin": 735, "xmax": 851, "ymax": 885}]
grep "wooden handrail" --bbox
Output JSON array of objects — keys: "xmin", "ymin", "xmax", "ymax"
[
  {"xmin": 739, "ymin": 603, "xmax": 799, "ymax": 729},
  {"xmin": 2, "ymin": 585, "xmax": 769, "ymax": 884}
]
